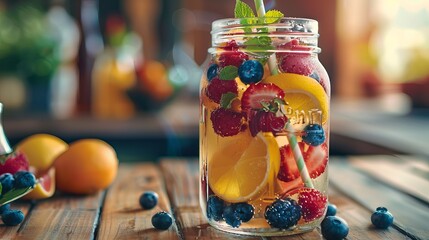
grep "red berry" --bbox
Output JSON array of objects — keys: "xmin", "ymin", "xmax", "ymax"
[
  {"xmin": 279, "ymin": 53, "xmax": 313, "ymax": 76},
  {"xmin": 210, "ymin": 108, "xmax": 244, "ymax": 137},
  {"xmin": 0, "ymin": 152, "xmax": 29, "ymax": 175},
  {"xmin": 248, "ymin": 110, "xmax": 287, "ymax": 137},
  {"xmin": 218, "ymin": 40, "xmax": 249, "ymax": 68},
  {"xmin": 241, "ymin": 83, "xmax": 285, "ymax": 112},
  {"xmin": 205, "ymin": 78, "xmax": 238, "ymax": 104},
  {"xmin": 298, "ymin": 188, "xmax": 327, "ymax": 222},
  {"xmin": 304, "ymin": 143, "xmax": 328, "ymax": 179},
  {"xmin": 277, "ymin": 143, "xmax": 306, "ymax": 182}
]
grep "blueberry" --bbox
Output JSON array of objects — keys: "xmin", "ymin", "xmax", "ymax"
[
  {"xmin": 151, "ymin": 211, "xmax": 173, "ymax": 230},
  {"xmin": 1, "ymin": 209, "xmax": 25, "ymax": 226},
  {"xmin": 13, "ymin": 171, "xmax": 36, "ymax": 189},
  {"xmin": 0, "ymin": 204, "xmax": 11, "ymax": 215},
  {"xmin": 234, "ymin": 203, "xmax": 254, "ymax": 222},
  {"xmin": 302, "ymin": 124, "xmax": 325, "ymax": 146},
  {"xmin": 207, "ymin": 64, "xmax": 219, "ymax": 81},
  {"xmin": 309, "ymin": 72, "xmax": 320, "ymax": 82},
  {"xmin": 321, "ymin": 216, "xmax": 349, "ymax": 240},
  {"xmin": 326, "ymin": 203, "xmax": 337, "ymax": 217},
  {"xmin": 223, "ymin": 205, "xmax": 241, "ymax": 228},
  {"xmin": 0, "ymin": 173, "xmax": 15, "ymax": 193},
  {"xmin": 207, "ymin": 195, "xmax": 225, "ymax": 221},
  {"xmin": 139, "ymin": 191, "xmax": 158, "ymax": 210},
  {"xmin": 238, "ymin": 60, "xmax": 264, "ymax": 84},
  {"xmin": 265, "ymin": 198, "xmax": 301, "ymax": 229},
  {"xmin": 371, "ymin": 207, "xmax": 394, "ymax": 229}
]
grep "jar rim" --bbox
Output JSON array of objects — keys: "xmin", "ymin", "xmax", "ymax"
[{"xmin": 212, "ymin": 17, "xmax": 318, "ymax": 34}]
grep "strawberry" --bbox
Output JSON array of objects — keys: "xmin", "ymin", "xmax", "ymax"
[
  {"xmin": 277, "ymin": 142, "xmax": 306, "ymax": 182},
  {"xmin": 218, "ymin": 40, "xmax": 248, "ymax": 68},
  {"xmin": 210, "ymin": 108, "xmax": 244, "ymax": 137},
  {"xmin": 0, "ymin": 152, "xmax": 29, "ymax": 175},
  {"xmin": 279, "ymin": 53, "xmax": 313, "ymax": 76},
  {"xmin": 241, "ymin": 83, "xmax": 285, "ymax": 112},
  {"xmin": 277, "ymin": 143, "xmax": 328, "ymax": 182},
  {"xmin": 304, "ymin": 143, "xmax": 328, "ymax": 179},
  {"xmin": 298, "ymin": 188, "xmax": 327, "ymax": 222},
  {"xmin": 248, "ymin": 110, "xmax": 287, "ymax": 137},
  {"xmin": 205, "ymin": 78, "xmax": 238, "ymax": 104}
]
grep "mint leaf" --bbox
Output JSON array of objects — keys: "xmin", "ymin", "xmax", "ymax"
[
  {"xmin": 219, "ymin": 66, "xmax": 238, "ymax": 80},
  {"xmin": 0, "ymin": 186, "xmax": 34, "ymax": 206},
  {"xmin": 220, "ymin": 92, "xmax": 238, "ymax": 109},
  {"xmin": 235, "ymin": 0, "xmax": 255, "ymax": 18},
  {"xmin": 264, "ymin": 10, "xmax": 284, "ymax": 24},
  {"xmin": 244, "ymin": 36, "xmax": 274, "ymax": 63}
]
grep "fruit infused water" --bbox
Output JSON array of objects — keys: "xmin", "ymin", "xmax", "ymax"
[{"xmin": 199, "ymin": 1, "xmax": 330, "ymax": 236}]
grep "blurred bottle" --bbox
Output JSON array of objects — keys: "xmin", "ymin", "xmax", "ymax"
[
  {"xmin": 46, "ymin": 0, "xmax": 80, "ymax": 118},
  {"xmin": 0, "ymin": 103, "xmax": 12, "ymax": 156},
  {"xmin": 91, "ymin": 15, "xmax": 140, "ymax": 119}
]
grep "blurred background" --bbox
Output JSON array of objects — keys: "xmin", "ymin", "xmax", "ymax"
[{"xmin": 1, "ymin": 0, "xmax": 429, "ymax": 162}]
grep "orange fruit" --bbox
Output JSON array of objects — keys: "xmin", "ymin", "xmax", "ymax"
[{"xmin": 54, "ymin": 139, "xmax": 118, "ymax": 194}]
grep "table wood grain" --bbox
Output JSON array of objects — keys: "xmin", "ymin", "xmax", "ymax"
[{"xmin": 0, "ymin": 155, "xmax": 427, "ymax": 240}]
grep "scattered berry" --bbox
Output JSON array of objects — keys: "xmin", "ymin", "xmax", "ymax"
[
  {"xmin": 218, "ymin": 41, "xmax": 248, "ymax": 68},
  {"xmin": 279, "ymin": 53, "xmax": 313, "ymax": 76},
  {"xmin": 371, "ymin": 207, "xmax": 394, "ymax": 229},
  {"xmin": 0, "ymin": 173, "xmax": 15, "ymax": 194},
  {"xmin": 302, "ymin": 124, "xmax": 325, "ymax": 146},
  {"xmin": 205, "ymin": 78, "xmax": 238, "ymax": 104},
  {"xmin": 241, "ymin": 83, "xmax": 285, "ymax": 112},
  {"xmin": 13, "ymin": 171, "xmax": 36, "ymax": 189},
  {"xmin": 265, "ymin": 198, "xmax": 301, "ymax": 229},
  {"xmin": 207, "ymin": 64, "xmax": 219, "ymax": 81},
  {"xmin": 223, "ymin": 205, "xmax": 241, "ymax": 228},
  {"xmin": 152, "ymin": 211, "xmax": 173, "ymax": 230},
  {"xmin": 0, "ymin": 204, "xmax": 11, "ymax": 215},
  {"xmin": 298, "ymin": 188, "xmax": 327, "ymax": 222},
  {"xmin": 1, "ymin": 209, "xmax": 25, "ymax": 226},
  {"xmin": 304, "ymin": 143, "xmax": 328, "ymax": 179},
  {"xmin": 207, "ymin": 195, "xmax": 225, "ymax": 221},
  {"xmin": 139, "ymin": 191, "xmax": 159, "ymax": 210},
  {"xmin": 238, "ymin": 60, "xmax": 264, "ymax": 84},
  {"xmin": 321, "ymin": 216, "xmax": 349, "ymax": 240},
  {"xmin": 326, "ymin": 203, "xmax": 337, "ymax": 217},
  {"xmin": 248, "ymin": 110, "xmax": 287, "ymax": 137},
  {"xmin": 233, "ymin": 203, "xmax": 254, "ymax": 222},
  {"xmin": 0, "ymin": 153, "xmax": 29, "ymax": 175},
  {"xmin": 210, "ymin": 108, "xmax": 244, "ymax": 137}
]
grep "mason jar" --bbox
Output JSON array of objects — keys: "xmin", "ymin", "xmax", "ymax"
[{"xmin": 199, "ymin": 17, "xmax": 330, "ymax": 236}]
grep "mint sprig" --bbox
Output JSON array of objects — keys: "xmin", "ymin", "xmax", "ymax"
[
  {"xmin": 234, "ymin": 0, "xmax": 255, "ymax": 18},
  {"xmin": 264, "ymin": 10, "xmax": 284, "ymax": 23}
]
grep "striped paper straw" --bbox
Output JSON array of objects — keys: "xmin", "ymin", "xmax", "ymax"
[{"xmin": 253, "ymin": 0, "xmax": 313, "ymax": 188}]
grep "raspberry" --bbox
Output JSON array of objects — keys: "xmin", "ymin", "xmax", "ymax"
[
  {"xmin": 264, "ymin": 198, "xmax": 301, "ymax": 229},
  {"xmin": 210, "ymin": 108, "xmax": 244, "ymax": 137},
  {"xmin": 139, "ymin": 191, "xmax": 159, "ymax": 210},
  {"xmin": 238, "ymin": 60, "xmax": 264, "ymax": 84},
  {"xmin": 0, "ymin": 152, "xmax": 29, "ymax": 175},
  {"xmin": 205, "ymin": 78, "xmax": 238, "ymax": 104},
  {"xmin": 279, "ymin": 53, "xmax": 313, "ymax": 76},
  {"xmin": 298, "ymin": 188, "xmax": 327, "ymax": 222},
  {"xmin": 151, "ymin": 211, "xmax": 173, "ymax": 230},
  {"xmin": 321, "ymin": 216, "xmax": 349, "ymax": 240},
  {"xmin": 371, "ymin": 207, "xmax": 394, "ymax": 229},
  {"xmin": 218, "ymin": 40, "xmax": 248, "ymax": 68}
]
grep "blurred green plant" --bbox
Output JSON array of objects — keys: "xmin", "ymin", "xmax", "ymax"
[{"xmin": 0, "ymin": 3, "xmax": 59, "ymax": 85}]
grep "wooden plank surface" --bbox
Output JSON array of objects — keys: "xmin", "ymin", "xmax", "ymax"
[
  {"xmin": 330, "ymin": 157, "xmax": 428, "ymax": 240},
  {"xmin": 0, "ymin": 203, "xmax": 31, "ymax": 239},
  {"xmin": 97, "ymin": 163, "xmax": 179, "ymax": 240}
]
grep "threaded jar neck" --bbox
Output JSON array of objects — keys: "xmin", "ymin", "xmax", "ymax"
[{"xmin": 210, "ymin": 17, "xmax": 320, "ymax": 54}]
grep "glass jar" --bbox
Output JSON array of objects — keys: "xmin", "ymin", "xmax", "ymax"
[{"xmin": 199, "ymin": 18, "xmax": 330, "ymax": 236}]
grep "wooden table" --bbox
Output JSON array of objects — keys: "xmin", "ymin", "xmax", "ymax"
[{"xmin": 1, "ymin": 155, "xmax": 427, "ymax": 239}]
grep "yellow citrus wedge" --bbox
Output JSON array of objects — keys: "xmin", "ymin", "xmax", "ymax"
[
  {"xmin": 263, "ymin": 73, "xmax": 329, "ymax": 124},
  {"xmin": 23, "ymin": 168, "xmax": 55, "ymax": 200},
  {"xmin": 208, "ymin": 132, "xmax": 280, "ymax": 203}
]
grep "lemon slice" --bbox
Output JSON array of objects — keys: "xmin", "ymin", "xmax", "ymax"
[
  {"xmin": 263, "ymin": 73, "xmax": 329, "ymax": 124},
  {"xmin": 208, "ymin": 132, "xmax": 280, "ymax": 203},
  {"xmin": 23, "ymin": 168, "xmax": 55, "ymax": 200}
]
